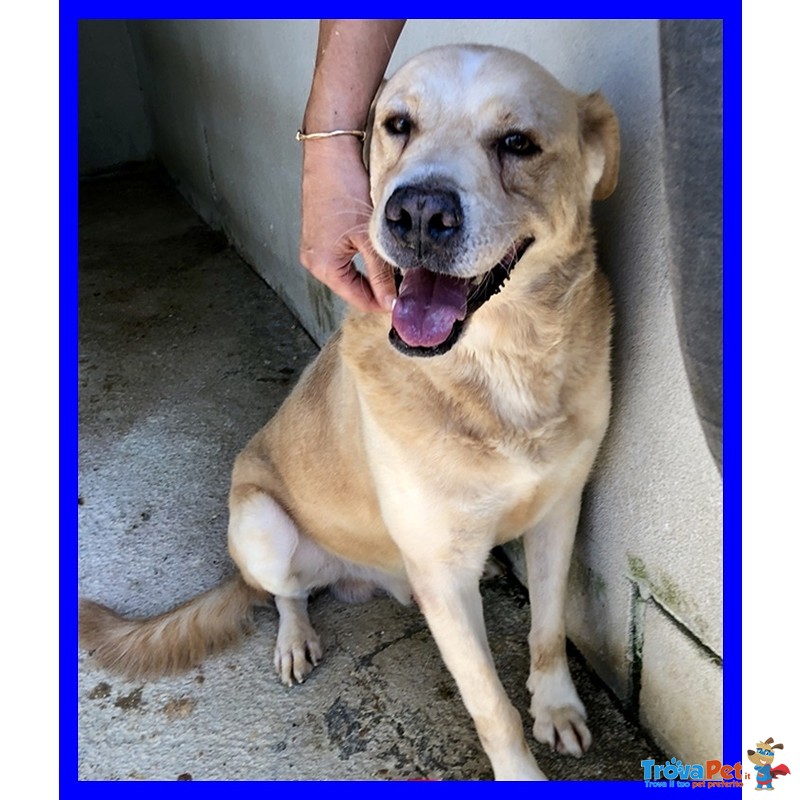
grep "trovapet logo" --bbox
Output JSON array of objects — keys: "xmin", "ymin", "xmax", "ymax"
[
  {"xmin": 643, "ymin": 739, "xmax": 793, "ymax": 790},
  {"xmin": 641, "ymin": 758, "xmax": 742, "ymax": 788}
]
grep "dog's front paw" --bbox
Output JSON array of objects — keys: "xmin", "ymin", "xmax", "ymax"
[
  {"xmin": 273, "ymin": 623, "xmax": 323, "ymax": 687},
  {"xmin": 531, "ymin": 702, "xmax": 592, "ymax": 757},
  {"xmin": 529, "ymin": 670, "xmax": 591, "ymax": 757}
]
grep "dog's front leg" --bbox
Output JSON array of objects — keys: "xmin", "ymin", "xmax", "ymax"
[
  {"xmin": 524, "ymin": 488, "xmax": 591, "ymax": 756},
  {"xmin": 405, "ymin": 556, "xmax": 546, "ymax": 781}
]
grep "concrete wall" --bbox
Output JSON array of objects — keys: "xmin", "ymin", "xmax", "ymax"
[
  {"xmin": 79, "ymin": 19, "xmax": 722, "ymax": 765},
  {"xmin": 79, "ymin": 20, "xmax": 153, "ymax": 173}
]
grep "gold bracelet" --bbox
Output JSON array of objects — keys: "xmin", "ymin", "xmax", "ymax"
[{"xmin": 295, "ymin": 128, "xmax": 366, "ymax": 142}]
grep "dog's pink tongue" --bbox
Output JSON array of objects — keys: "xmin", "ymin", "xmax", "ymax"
[{"xmin": 392, "ymin": 269, "xmax": 470, "ymax": 348}]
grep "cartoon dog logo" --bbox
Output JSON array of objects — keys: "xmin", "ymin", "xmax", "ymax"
[{"xmin": 747, "ymin": 738, "xmax": 791, "ymax": 790}]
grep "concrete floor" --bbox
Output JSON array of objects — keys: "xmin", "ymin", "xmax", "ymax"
[{"xmin": 77, "ymin": 170, "xmax": 660, "ymax": 782}]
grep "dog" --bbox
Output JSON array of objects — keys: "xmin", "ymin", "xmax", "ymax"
[
  {"xmin": 747, "ymin": 739, "xmax": 791, "ymax": 790},
  {"xmin": 80, "ymin": 44, "xmax": 619, "ymax": 781}
]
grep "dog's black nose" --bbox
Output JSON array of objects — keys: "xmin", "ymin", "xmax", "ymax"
[{"xmin": 384, "ymin": 185, "xmax": 463, "ymax": 255}]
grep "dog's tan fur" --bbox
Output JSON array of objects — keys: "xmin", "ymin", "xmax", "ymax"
[{"xmin": 80, "ymin": 45, "xmax": 619, "ymax": 781}]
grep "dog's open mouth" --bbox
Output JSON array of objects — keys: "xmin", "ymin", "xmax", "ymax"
[{"xmin": 388, "ymin": 237, "xmax": 534, "ymax": 357}]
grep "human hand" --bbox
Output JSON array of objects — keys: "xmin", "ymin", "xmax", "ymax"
[{"xmin": 299, "ymin": 136, "xmax": 396, "ymax": 313}]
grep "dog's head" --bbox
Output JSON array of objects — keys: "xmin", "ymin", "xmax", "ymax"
[
  {"xmin": 367, "ymin": 45, "xmax": 619, "ymax": 357},
  {"xmin": 747, "ymin": 739, "xmax": 784, "ymax": 766}
]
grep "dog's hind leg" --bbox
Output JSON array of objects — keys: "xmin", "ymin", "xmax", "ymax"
[
  {"xmin": 524, "ymin": 487, "xmax": 591, "ymax": 757},
  {"xmin": 273, "ymin": 595, "xmax": 323, "ymax": 686},
  {"xmin": 228, "ymin": 488, "xmax": 329, "ymax": 687}
]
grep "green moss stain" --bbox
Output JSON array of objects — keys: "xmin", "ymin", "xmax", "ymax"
[
  {"xmin": 628, "ymin": 554, "xmax": 693, "ymax": 610},
  {"xmin": 573, "ymin": 556, "xmax": 607, "ymax": 599},
  {"xmin": 658, "ymin": 573, "xmax": 687, "ymax": 612},
  {"xmin": 627, "ymin": 554, "xmax": 648, "ymax": 583},
  {"xmin": 627, "ymin": 553, "xmax": 697, "ymax": 628}
]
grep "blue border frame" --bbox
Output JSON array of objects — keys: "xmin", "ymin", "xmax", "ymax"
[
  {"xmin": 720, "ymin": 10, "xmax": 742, "ymax": 774},
  {"xmin": 61, "ymin": 6, "xmax": 80, "ymax": 792},
  {"xmin": 64, "ymin": 7, "xmax": 740, "ymax": 797}
]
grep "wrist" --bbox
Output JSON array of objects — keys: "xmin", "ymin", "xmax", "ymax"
[
  {"xmin": 300, "ymin": 132, "xmax": 366, "ymax": 156},
  {"xmin": 303, "ymin": 86, "xmax": 369, "ymax": 133}
]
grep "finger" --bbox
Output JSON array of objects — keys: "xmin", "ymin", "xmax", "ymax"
[
  {"xmin": 329, "ymin": 263, "xmax": 386, "ymax": 313},
  {"xmin": 356, "ymin": 236, "xmax": 396, "ymax": 312},
  {"xmin": 302, "ymin": 255, "xmax": 384, "ymax": 314}
]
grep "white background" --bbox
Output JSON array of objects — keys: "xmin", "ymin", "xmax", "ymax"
[
  {"xmin": 3, "ymin": 5, "xmax": 794, "ymax": 793},
  {"xmin": 741, "ymin": 2, "xmax": 799, "ymax": 789},
  {"xmin": 3, "ymin": 6, "xmax": 59, "ymax": 796}
]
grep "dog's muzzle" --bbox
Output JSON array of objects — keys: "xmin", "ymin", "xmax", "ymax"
[
  {"xmin": 388, "ymin": 237, "xmax": 535, "ymax": 358},
  {"xmin": 379, "ymin": 181, "xmax": 533, "ymax": 358}
]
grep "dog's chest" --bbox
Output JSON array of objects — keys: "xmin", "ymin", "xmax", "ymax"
[
  {"xmin": 492, "ymin": 433, "xmax": 597, "ymax": 542},
  {"xmin": 455, "ymin": 342, "xmax": 566, "ymax": 431},
  {"xmin": 486, "ymin": 369, "xmax": 555, "ymax": 431},
  {"xmin": 458, "ymin": 379, "xmax": 597, "ymax": 541}
]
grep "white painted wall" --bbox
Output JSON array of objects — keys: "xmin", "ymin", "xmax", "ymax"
[{"xmin": 79, "ymin": 18, "xmax": 722, "ymax": 764}]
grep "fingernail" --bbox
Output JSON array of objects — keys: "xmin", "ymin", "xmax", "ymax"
[{"xmin": 384, "ymin": 295, "xmax": 396, "ymax": 312}]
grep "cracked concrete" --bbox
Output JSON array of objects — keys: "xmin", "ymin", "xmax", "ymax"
[{"xmin": 78, "ymin": 169, "xmax": 662, "ymax": 781}]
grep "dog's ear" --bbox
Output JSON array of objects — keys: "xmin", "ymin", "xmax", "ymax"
[
  {"xmin": 578, "ymin": 91, "xmax": 620, "ymax": 201},
  {"xmin": 362, "ymin": 79, "xmax": 387, "ymax": 171},
  {"xmin": 773, "ymin": 743, "xmax": 784, "ymax": 750}
]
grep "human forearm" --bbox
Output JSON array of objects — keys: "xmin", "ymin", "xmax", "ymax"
[
  {"xmin": 303, "ymin": 19, "xmax": 406, "ymax": 131},
  {"xmin": 297, "ymin": 20, "xmax": 405, "ymax": 313}
]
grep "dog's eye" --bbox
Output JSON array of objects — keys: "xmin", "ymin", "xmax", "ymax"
[
  {"xmin": 384, "ymin": 116, "xmax": 412, "ymax": 136},
  {"xmin": 499, "ymin": 132, "xmax": 541, "ymax": 157}
]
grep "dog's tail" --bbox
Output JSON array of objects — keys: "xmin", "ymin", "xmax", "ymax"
[{"xmin": 79, "ymin": 574, "xmax": 269, "ymax": 680}]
